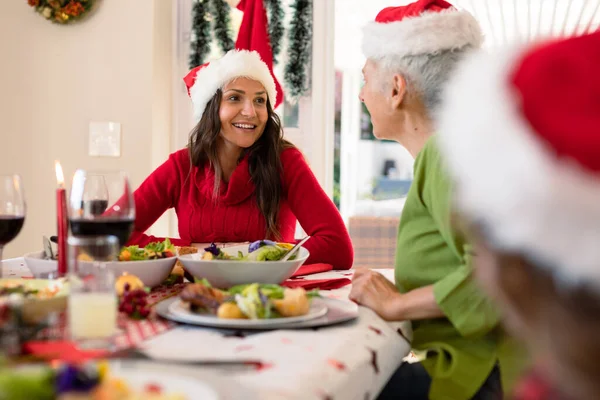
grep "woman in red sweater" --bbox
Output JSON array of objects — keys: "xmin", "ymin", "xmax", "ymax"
[{"xmin": 127, "ymin": 49, "xmax": 353, "ymax": 270}]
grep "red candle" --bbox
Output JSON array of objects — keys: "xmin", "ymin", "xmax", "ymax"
[{"xmin": 55, "ymin": 161, "xmax": 68, "ymax": 276}]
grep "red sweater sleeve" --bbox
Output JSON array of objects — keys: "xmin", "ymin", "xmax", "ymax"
[
  {"xmin": 127, "ymin": 151, "xmax": 192, "ymax": 247},
  {"xmin": 281, "ymin": 148, "xmax": 353, "ymax": 270}
]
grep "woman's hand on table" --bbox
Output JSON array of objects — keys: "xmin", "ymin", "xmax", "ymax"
[
  {"xmin": 349, "ymin": 269, "xmax": 403, "ymax": 321},
  {"xmin": 349, "ymin": 269, "xmax": 445, "ymax": 322}
]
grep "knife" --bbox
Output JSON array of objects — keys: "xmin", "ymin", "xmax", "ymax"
[{"xmin": 43, "ymin": 236, "xmax": 55, "ymax": 260}]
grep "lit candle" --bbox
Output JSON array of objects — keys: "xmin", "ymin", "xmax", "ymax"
[{"xmin": 55, "ymin": 161, "xmax": 68, "ymax": 276}]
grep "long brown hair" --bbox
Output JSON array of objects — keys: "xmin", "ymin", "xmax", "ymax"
[{"xmin": 188, "ymin": 88, "xmax": 294, "ymax": 239}]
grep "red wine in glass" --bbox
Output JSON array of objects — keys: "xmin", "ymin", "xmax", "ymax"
[
  {"xmin": 69, "ymin": 170, "xmax": 135, "ymax": 248},
  {"xmin": 70, "ymin": 218, "xmax": 134, "ymax": 248},
  {"xmin": 0, "ymin": 175, "xmax": 26, "ymax": 277},
  {"xmin": 81, "ymin": 199, "xmax": 109, "ymax": 216},
  {"xmin": 0, "ymin": 216, "xmax": 25, "ymax": 246}
]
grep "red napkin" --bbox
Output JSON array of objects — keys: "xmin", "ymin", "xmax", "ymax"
[
  {"xmin": 292, "ymin": 263, "xmax": 333, "ymax": 277},
  {"xmin": 282, "ymin": 278, "xmax": 351, "ymax": 291},
  {"xmin": 23, "ymin": 341, "xmax": 109, "ymax": 363}
]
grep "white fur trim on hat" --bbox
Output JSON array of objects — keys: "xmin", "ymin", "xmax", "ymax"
[
  {"xmin": 362, "ymin": 9, "xmax": 483, "ymax": 59},
  {"xmin": 189, "ymin": 50, "xmax": 277, "ymax": 122},
  {"xmin": 437, "ymin": 47, "xmax": 600, "ymax": 288}
]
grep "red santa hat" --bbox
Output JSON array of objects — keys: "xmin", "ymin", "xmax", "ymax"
[
  {"xmin": 183, "ymin": 49, "xmax": 277, "ymax": 123},
  {"xmin": 438, "ymin": 31, "xmax": 600, "ymax": 287},
  {"xmin": 362, "ymin": 0, "xmax": 483, "ymax": 60}
]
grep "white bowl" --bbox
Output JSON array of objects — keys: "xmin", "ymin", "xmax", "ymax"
[
  {"xmin": 177, "ymin": 244, "xmax": 309, "ymax": 288},
  {"xmin": 23, "ymin": 251, "xmax": 177, "ymax": 287},
  {"xmin": 80, "ymin": 257, "xmax": 178, "ymax": 288},
  {"xmin": 24, "ymin": 251, "xmax": 58, "ymax": 278}
]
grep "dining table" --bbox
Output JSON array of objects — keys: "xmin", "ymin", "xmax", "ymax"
[{"xmin": 1, "ymin": 257, "xmax": 413, "ymax": 400}]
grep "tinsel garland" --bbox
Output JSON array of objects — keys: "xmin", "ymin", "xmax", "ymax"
[
  {"xmin": 210, "ymin": 0, "xmax": 235, "ymax": 54},
  {"xmin": 265, "ymin": 0, "xmax": 285, "ymax": 64},
  {"xmin": 284, "ymin": 0, "xmax": 312, "ymax": 99},
  {"xmin": 189, "ymin": 0, "xmax": 211, "ymax": 68}
]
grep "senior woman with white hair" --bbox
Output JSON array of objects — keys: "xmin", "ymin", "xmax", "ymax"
[{"xmin": 349, "ymin": 1, "xmax": 528, "ymax": 399}]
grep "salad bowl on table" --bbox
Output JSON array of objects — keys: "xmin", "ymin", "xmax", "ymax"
[{"xmin": 177, "ymin": 241, "xmax": 310, "ymax": 289}]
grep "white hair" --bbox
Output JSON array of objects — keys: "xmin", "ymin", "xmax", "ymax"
[{"xmin": 373, "ymin": 46, "xmax": 477, "ymax": 112}]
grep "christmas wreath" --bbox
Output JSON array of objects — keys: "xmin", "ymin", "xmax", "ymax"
[{"xmin": 27, "ymin": 0, "xmax": 94, "ymax": 24}]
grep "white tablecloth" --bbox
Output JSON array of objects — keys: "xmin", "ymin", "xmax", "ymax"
[{"xmin": 2, "ymin": 257, "xmax": 412, "ymax": 400}]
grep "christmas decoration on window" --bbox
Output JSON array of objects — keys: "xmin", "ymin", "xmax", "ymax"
[
  {"xmin": 189, "ymin": 0, "xmax": 312, "ymax": 99},
  {"xmin": 189, "ymin": 0, "xmax": 288, "ymax": 69},
  {"xmin": 210, "ymin": 0, "xmax": 235, "ymax": 54},
  {"xmin": 189, "ymin": 0, "xmax": 212, "ymax": 68},
  {"xmin": 265, "ymin": 0, "xmax": 285, "ymax": 64},
  {"xmin": 27, "ymin": 0, "xmax": 95, "ymax": 24},
  {"xmin": 284, "ymin": 0, "xmax": 312, "ymax": 99}
]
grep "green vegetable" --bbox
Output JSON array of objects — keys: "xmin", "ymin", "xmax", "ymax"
[
  {"xmin": 234, "ymin": 283, "xmax": 273, "ymax": 319},
  {"xmin": 145, "ymin": 238, "xmax": 175, "ymax": 253},
  {"xmin": 227, "ymin": 283, "xmax": 285, "ymax": 299},
  {"xmin": 0, "ymin": 368, "xmax": 55, "ymax": 400},
  {"xmin": 194, "ymin": 278, "xmax": 213, "ymax": 288},
  {"xmin": 248, "ymin": 245, "xmax": 288, "ymax": 261},
  {"xmin": 121, "ymin": 245, "xmax": 147, "ymax": 261}
]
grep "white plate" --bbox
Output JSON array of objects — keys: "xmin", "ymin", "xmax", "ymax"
[
  {"xmin": 109, "ymin": 365, "xmax": 219, "ymax": 399},
  {"xmin": 155, "ymin": 296, "xmax": 358, "ymax": 330},
  {"xmin": 167, "ymin": 297, "xmax": 328, "ymax": 328}
]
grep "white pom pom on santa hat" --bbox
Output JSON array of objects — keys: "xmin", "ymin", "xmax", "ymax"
[
  {"xmin": 183, "ymin": 49, "xmax": 277, "ymax": 123},
  {"xmin": 438, "ymin": 31, "xmax": 600, "ymax": 288},
  {"xmin": 362, "ymin": 0, "xmax": 483, "ymax": 60}
]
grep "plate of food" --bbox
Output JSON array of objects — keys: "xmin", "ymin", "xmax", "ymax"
[
  {"xmin": 25, "ymin": 239, "xmax": 179, "ymax": 288},
  {"xmin": 0, "ymin": 278, "xmax": 68, "ymax": 324},
  {"xmin": 177, "ymin": 240, "xmax": 310, "ymax": 288},
  {"xmin": 0, "ymin": 360, "xmax": 219, "ymax": 399},
  {"xmin": 160, "ymin": 279, "xmax": 327, "ymax": 329}
]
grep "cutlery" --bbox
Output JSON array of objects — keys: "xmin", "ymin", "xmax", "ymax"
[
  {"xmin": 281, "ymin": 236, "xmax": 310, "ymax": 261},
  {"xmin": 43, "ymin": 236, "xmax": 54, "ymax": 260}
]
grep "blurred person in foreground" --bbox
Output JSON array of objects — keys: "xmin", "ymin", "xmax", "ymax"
[
  {"xmin": 349, "ymin": 0, "xmax": 527, "ymax": 398},
  {"xmin": 437, "ymin": 30, "xmax": 600, "ymax": 400}
]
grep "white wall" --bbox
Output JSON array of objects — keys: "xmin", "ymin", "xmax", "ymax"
[{"xmin": 0, "ymin": 1, "xmax": 173, "ymax": 258}]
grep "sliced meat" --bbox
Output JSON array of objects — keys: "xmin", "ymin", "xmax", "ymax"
[{"xmin": 180, "ymin": 283, "xmax": 226, "ymax": 314}]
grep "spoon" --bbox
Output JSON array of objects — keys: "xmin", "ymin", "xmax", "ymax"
[{"xmin": 281, "ymin": 236, "xmax": 310, "ymax": 262}]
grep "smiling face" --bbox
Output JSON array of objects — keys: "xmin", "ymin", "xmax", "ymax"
[{"xmin": 219, "ymin": 77, "xmax": 269, "ymax": 150}]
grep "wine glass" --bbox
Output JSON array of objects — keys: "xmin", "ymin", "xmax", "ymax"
[
  {"xmin": 82, "ymin": 174, "xmax": 108, "ymax": 216},
  {"xmin": 69, "ymin": 170, "xmax": 135, "ymax": 248},
  {"xmin": 0, "ymin": 175, "xmax": 26, "ymax": 267}
]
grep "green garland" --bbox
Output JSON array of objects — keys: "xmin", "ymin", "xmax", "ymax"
[
  {"xmin": 265, "ymin": 0, "xmax": 285, "ymax": 64},
  {"xmin": 210, "ymin": 0, "xmax": 235, "ymax": 54},
  {"xmin": 189, "ymin": 0, "xmax": 211, "ymax": 68},
  {"xmin": 188, "ymin": 0, "xmax": 314, "ymax": 100},
  {"xmin": 284, "ymin": 0, "xmax": 312, "ymax": 98}
]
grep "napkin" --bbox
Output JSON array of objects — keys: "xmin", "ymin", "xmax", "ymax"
[
  {"xmin": 291, "ymin": 263, "xmax": 333, "ymax": 277},
  {"xmin": 23, "ymin": 341, "xmax": 109, "ymax": 363},
  {"xmin": 282, "ymin": 278, "xmax": 351, "ymax": 291}
]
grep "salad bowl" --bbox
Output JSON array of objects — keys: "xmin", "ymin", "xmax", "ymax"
[
  {"xmin": 24, "ymin": 239, "xmax": 178, "ymax": 288},
  {"xmin": 177, "ymin": 242, "xmax": 310, "ymax": 288}
]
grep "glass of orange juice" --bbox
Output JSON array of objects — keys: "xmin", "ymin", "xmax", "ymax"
[{"xmin": 68, "ymin": 235, "xmax": 119, "ymax": 350}]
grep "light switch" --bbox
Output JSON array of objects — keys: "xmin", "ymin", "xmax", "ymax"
[{"xmin": 89, "ymin": 121, "xmax": 121, "ymax": 157}]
